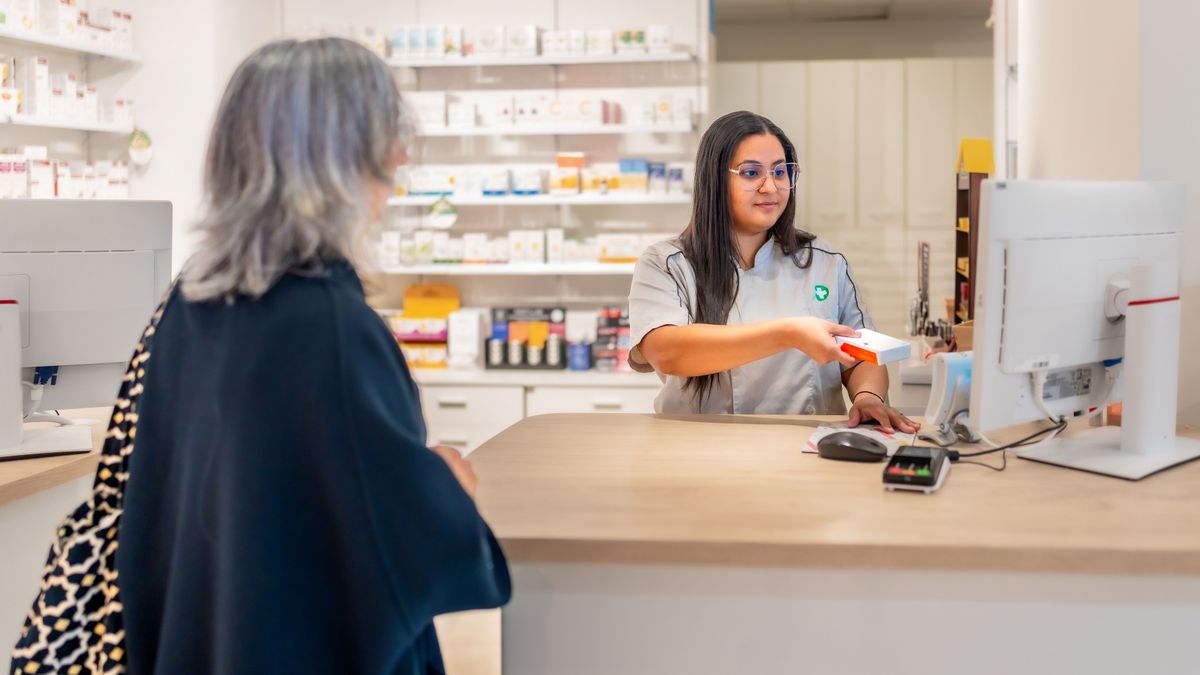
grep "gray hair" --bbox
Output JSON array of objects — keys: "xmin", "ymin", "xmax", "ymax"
[{"xmin": 182, "ymin": 37, "xmax": 407, "ymax": 301}]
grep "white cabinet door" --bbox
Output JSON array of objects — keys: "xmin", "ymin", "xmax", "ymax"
[
  {"xmin": 806, "ymin": 61, "xmax": 857, "ymax": 232},
  {"xmin": 420, "ymin": 385, "xmax": 524, "ymax": 456},
  {"xmin": 818, "ymin": 227, "xmax": 909, "ymax": 337},
  {"xmin": 905, "ymin": 59, "xmax": 956, "ymax": 230},
  {"xmin": 856, "ymin": 60, "xmax": 905, "ymax": 230},
  {"xmin": 759, "ymin": 61, "xmax": 808, "ymax": 230},
  {"xmin": 714, "ymin": 63, "xmax": 759, "ymax": 120},
  {"xmin": 954, "ymin": 58, "xmax": 994, "ymax": 143},
  {"xmin": 849, "ymin": 59, "xmax": 907, "ymax": 335},
  {"xmin": 525, "ymin": 386, "xmax": 660, "ymax": 416}
]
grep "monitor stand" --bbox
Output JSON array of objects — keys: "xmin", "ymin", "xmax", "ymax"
[
  {"xmin": 1019, "ymin": 426, "xmax": 1200, "ymax": 480},
  {"xmin": 1, "ymin": 423, "xmax": 93, "ymax": 462},
  {"xmin": 1019, "ymin": 265, "xmax": 1200, "ymax": 480}
]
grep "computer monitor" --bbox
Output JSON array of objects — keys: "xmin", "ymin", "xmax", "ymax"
[
  {"xmin": 968, "ymin": 180, "xmax": 1200, "ymax": 480},
  {"xmin": 0, "ymin": 200, "xmax": 171, "ymax": 459}
]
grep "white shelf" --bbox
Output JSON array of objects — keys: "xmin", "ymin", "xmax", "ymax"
[
  {"xmin": 418, "ymin": 122, "xmax": 694, "ymax": 137},
  {"xmin": 389, "ymin": 193, "xmax": 690, "ymax": 207},
  {"xmin": 412, "ymin": 368, "xmax": 661, "ymax": 388},
  {"xmin": 390, "ymin": 51, "xmax": 692, "ymax": 68},
  {"xmin": 0, "ymin": 27, "xmax": 141, "ymax": 62},
  {"xmin": 2, "ymin": 115, "xmax": 133, "ymax": 134},
  {"xmin": 382, "ymin": 262, "xmax": 635, "ymax": 276}
]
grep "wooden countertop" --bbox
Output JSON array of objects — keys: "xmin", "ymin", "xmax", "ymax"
[
  {"xmin": 0, "ymin": 409, "xmax": 106, "ymax": 507},
  {"xmin": 472, "ymin": 414, "xmax": 1200, "ymax": 575}
]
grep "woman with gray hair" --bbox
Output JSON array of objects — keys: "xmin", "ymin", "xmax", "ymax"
[{"xmin": 115, "ymin": 38, "xmax": 511, "ymax": 673}]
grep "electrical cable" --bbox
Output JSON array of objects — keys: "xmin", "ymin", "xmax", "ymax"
[
  {"xmin": 957, "ymin": 454, "xmax": 1007, "ymax": 471},
  {"xmin": 919, "ymin": 362, "xmax": 1120, "ymax": 472},
  {"xmin": 950, "ymin": 418, "xmax": 1067, "ymax": 458}
]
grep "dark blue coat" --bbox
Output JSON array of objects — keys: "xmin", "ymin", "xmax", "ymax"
[{"xmin": 118, "ymin": 262, "xmax": 510, "ymax": 674}]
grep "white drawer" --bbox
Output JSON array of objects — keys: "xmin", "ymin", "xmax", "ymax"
[
  {"xmin": 419, "ymin": 385, "xmax": 524, "ymax": 455},
  {"xmin": 525, "ymin": 385, "xmax": 659, "ymax": 416}
]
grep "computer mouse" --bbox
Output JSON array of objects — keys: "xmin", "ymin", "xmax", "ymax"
[{"xmin": 816, "ymin": 431, "xmax": 889, "ymax": 462}]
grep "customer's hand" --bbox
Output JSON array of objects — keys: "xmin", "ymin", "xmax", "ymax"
[
  {"xmin": 431, "ymin": 445, "xmax": 477, "ymax": 500},
  {"xmin": 787, "ymin": 317, "xmax": 859, "ymax": 367},
  {"xmin": 848, "ymin": 394, "xmax": 919, "ymax": 434}
]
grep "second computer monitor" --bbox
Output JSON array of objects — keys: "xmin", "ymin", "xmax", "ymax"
[{"xmin": 969, "ymin": 180, "xmax": 1181, "ymax": 431}]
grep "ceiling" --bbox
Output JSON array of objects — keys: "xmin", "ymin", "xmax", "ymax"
[{"xmin": 714, "ymin": 0, "xmax": 991, "ymax": 24}]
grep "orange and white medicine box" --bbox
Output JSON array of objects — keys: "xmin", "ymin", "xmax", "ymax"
[{"xmin": 836, "ymin": 329, "xmax": 912, "ymax": 365}]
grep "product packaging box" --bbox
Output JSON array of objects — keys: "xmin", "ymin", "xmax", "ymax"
[
  {"xmin": 647, "ymin": 24, "xmax": 673, "ymax": 53},
  {"xmin": 478, "ymin": 97, "xmax": 514, "ymax": 127},
  {"xmin": 546, "ymin": 228, "xmax": 565, "ymax": 262},
  {"xmin": 542, "ymin": 30, "xmax": 569, "ymax": 56},
  {"xmin": 585, "ymin": 29, "xmax": 614, "ymax": 55},
  {"xmin": 567, "ymin": 30, "xmax": 586, "ymax": 54},
  {"xmin": 549, "ymin": 167, "xmax": 580, "ymax": 195},
  {"xmin": 616, "ymin": 29, "xmax": 645, "ymax": 53},
  {"xmin": 424, "ymin": 25, "xmax": 446, "ymax": 59},
  {"xmin": 447, "ymin": 100, "xmax": 476, "ymax": 128},
  {"xmin": 13, "ymin": 56, "xmax": 49, "ymax": 116},
  {"xmin": 38, "ymin": 0, "xmax": 79, "ymax": 38},
  {"xmin": 0, "ymin": 87, "xmax": 20, "ymax": 116},
  {"xmin": 472, "ymin": 26, "xmax": 505, "ymax": 55},
  {"xmin": 506, "ymin": 25, "xmax": 540, "ymax": 56}
]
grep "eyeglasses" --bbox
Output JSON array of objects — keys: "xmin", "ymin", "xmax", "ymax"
[{"xmin": 728, "ymin": 162, "xmax": 801, "ymax": 191}]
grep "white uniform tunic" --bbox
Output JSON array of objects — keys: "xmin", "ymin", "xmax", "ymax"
[{"xmin": 628, "ymin": 237, "xmax": 874, "ymax": 415}]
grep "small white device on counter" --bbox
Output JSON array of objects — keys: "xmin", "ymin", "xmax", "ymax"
[
  {"xmin": 918, "ymin": 351, "xmax": 978, "ymax": 447},
  {"xmin": 836, "ymin": 329, "xmax": 912, "ymax": 365}
]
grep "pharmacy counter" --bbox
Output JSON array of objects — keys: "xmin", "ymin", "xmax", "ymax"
[
  {"xmin": 0, "ymin": 411, "xmax": 106, "ymax": 508},
  {"xmin": 0, "ymin": 409, "xmax": 106, "ymax": 644},
  {"xmin": 472, "ymin": 413, "xmax": 1200, "ymax": 675}
]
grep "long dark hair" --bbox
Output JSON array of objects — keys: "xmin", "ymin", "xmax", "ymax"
[{"xmin": 680, "ymin": 110, "xmax": 816, "ymax": 405}]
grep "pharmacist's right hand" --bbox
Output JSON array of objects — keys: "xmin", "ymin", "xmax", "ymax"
[{"xmin": 787, "ymin": 317, "xmax": 859, "ymax": 367}]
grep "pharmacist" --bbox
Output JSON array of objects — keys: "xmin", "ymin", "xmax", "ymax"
[{"xmin": 629, "ymin": 110, "xmax": 917, "ymax": 433}]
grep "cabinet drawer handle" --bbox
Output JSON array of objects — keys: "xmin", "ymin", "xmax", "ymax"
[
  {"xmin": 436, "ymin": 436, "xmax": 469, "ymax": 447},
  {"xmin": 592, "ymin": 398, "xmax": 623, "ymax": 410},
  {"xmin": 437, "ymin": 396, "xmax": 468, "ymax": 408}
]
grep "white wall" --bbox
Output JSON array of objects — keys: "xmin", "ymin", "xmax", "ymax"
[
  {"xmin": 1018, "ymin": 0, "xmax": 1199, "ymax": 425},
  {"xmin": 1016, "ymin": 0, "xmax": 1140, "ymax": 180},
  {"xmin": 1141, "ymin": 0, "xmax": 1200, "ymax": 425},
  {"xmin": 123, "ymin": 0, "xmax": 283, "ymax": 272},
  {"xmin": 715, "ymin": 18, "xmax": 991, "ymax": 62},
  {"xmin": 124, "ymin": 0, "xmax": 218, "ymax": 272}
]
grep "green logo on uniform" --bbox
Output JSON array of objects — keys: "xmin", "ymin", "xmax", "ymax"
[{"xmin": 814, "ymin": 285, "xmax": 830, "ymax": 302}]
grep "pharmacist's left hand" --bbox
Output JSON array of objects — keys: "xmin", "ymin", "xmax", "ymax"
[{"xmin": 848, "ymin": 396, "xmax": 919, "ymax": 434}]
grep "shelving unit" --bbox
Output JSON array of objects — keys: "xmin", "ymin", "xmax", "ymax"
[
  {"xmin": 390, "ymin": 51, "xmax": 692, "ymax": 68},
  {"xmin": 0, "ymin": 27, "xmax": 140, "ymax": 62},
  {"xmin": 953, "ymin": 139, "xmax": 994, "ymax": 323},
  {"xmin": 383, "ymin": 262, "xmax": 635, "ymax": 276},
  {"xmin": 412, "ymin": 368, "xmax": 659, "ymax": 388},
  {"xmin": 388, "ymin": 193, "xmax": 689, "ymax": 207},
  {"xmin": 417, "ymin": 121, "xmax": 693, "ymax": 137},
  {"xmin": 0, "ymin": 27, "xmax": 141, "ymax": 200},
  {"xmin": 388, "ymin": 36, "xmax": 700, "ymax": 285},
  {"xmin": 2, "ymin": 115, "xmax": 133, "ymax": 134}
]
